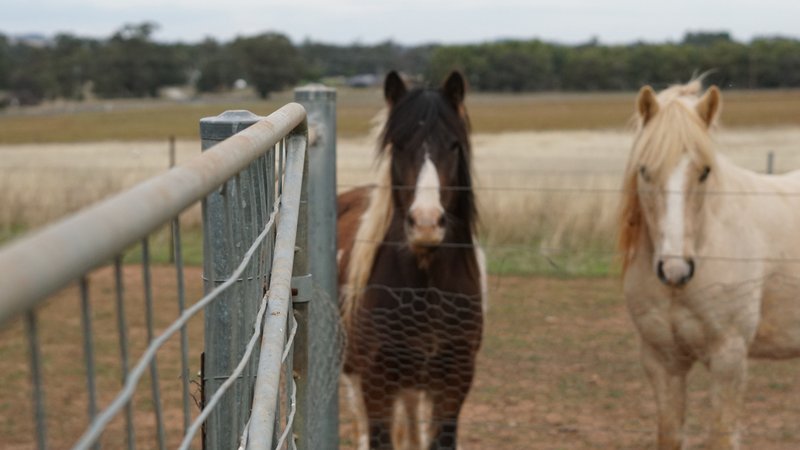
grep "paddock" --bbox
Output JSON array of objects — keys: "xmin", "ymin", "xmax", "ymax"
[{"xmin": 2, "ymin": 89, "xmax": 800, "ymax": 449}]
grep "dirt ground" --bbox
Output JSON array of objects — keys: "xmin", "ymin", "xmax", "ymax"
[{"xmin": 2, "ymin": 267, "xmax": 800, "ymax": 449}]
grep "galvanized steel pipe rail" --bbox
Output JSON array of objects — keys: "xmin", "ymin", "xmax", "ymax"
[
  {"xmin": 246, "ymin": 128, "xmax": 308, "ymax": 449},
  {"xmin": 0, "ymin": 103, "xmax": 308, "ymax": 324}
]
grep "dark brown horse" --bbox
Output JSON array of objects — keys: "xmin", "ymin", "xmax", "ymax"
[{"xmin": 337, "ymin": 71, "xmax": 485, "ymax": 450}]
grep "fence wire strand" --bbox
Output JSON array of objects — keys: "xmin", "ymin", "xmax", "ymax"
[
  {"xmin": 272, "ymin": 311, "xmax": 300, "ymax": 450},
  {"xmin": 179, "ymin": 287, "xmax": 271, "ymax": 450},
  {"xmin": 238, "ymin": 312, "xmax": 300, "ymax": 450},
  {"xmin": 350, "ymin": 238, "xmax": 800, "ymax": 264},
  {"xmin": 336, "ymin": 182, "xmax": 800, "ymax": 196},
  {"xmin": 274, "ymin": 379, "xmax": 298, "ymax": 450}
]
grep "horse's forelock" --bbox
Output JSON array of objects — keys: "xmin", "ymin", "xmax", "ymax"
[
  {"xmin": 656, "ymin": 80, "xmax": 703, "ymax": 104},
  {"xmin": 380, "ymin": 89, "xmax": 468, "ymax": 156},
  {"xmin": 632, "ymin": 100, "xmax": 715, "ymax": 184}
]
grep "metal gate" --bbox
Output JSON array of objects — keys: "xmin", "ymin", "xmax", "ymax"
[{"xmin": 0, "ymin": 86, "xmax": 340, "ymax": 449}]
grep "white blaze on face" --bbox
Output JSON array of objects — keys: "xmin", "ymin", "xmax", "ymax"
[
  {"xmin": 661, "ymin": 155, "xmax": 691, "ymax": 259},
  {"xmin": 408, "ymin": 152, "xmax": 445, "ymax": 246},
  {"xmin": 410, "ymin": 153, "xmax": 443, "ymax": 219}
]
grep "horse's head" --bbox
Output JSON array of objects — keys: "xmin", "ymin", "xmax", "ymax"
[
  {"xmin": 620, "ymin": 81, "xmax": 721, "ymax": 287},
  {"xmin": 379, "ymin": 70, "xmax": 474, "ymax": 255}
]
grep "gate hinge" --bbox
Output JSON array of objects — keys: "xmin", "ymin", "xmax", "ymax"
[{"xmin": 291, "ymin": 274, "xmax": 313, "ymax": 303}]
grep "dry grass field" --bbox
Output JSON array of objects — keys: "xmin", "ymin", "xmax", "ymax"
[
  {"xmin": 2, "ymin": 88, "xmax": 800, "ymax": 448},
  {"xmin": 3, "ymin": 125, "xmax": 798, "ymax": 273},
  {"xmin": 3, "ymin": 87, "xmax": 800, "ymax": 143}
]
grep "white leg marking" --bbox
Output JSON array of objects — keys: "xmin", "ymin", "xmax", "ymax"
[
  {"xmin": 474, "ymin": 241, "xmax": 489, "ymax": 313},
  {"xmin": 343, "ymin": 374, "xmax": 369, "ymax": 450}
]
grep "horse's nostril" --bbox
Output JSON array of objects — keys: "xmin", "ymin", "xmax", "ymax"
[
  {"xmin": 657, "ymin": 260, "xmax": 667, "ymax": 283},
  {"xmin": 678, "ymin": 258, "xmax": 695, "ymax": 285},
  {"xmin": 437, "ymin": 215, "xmax": 446, "ymax": 227},
  {"xmin": 406, "ymin": 215, "xmax": 415, "ymax": 227},
  {"xmin": 657, "ymin": 258, "xmax": 695, "ymax": 286}
]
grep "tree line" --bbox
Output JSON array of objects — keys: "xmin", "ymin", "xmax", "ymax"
[{"xmin": 2, "ymin": 23, "xmax": 799, "ymax": 105}]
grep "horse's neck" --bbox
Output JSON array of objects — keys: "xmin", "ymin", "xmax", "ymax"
[
  {"xmin": 702, "ymin": 155, "xmax": 759, "ymax": 222},
  {"xmin": 713, "ymin": 154, "xmax": 755, "ymax": 190},
  {"xmin": 713, "ymin": 153, "xmax": 800, "ymax": 196},
  {"xmin": 700, "ymin": 153, "xmax": 800, "ymax": 256}
]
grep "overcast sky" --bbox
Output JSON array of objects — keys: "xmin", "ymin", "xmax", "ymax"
[{"xmin": 3, "ymin": 0, "xmax": 799, "ymax": 45}]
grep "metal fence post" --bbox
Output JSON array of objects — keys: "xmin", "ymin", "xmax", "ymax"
[
  {"xmin": 294, "ymin": 85, "xmax": 339, "ymax": 448},
  {"xmin": 290, "ymin": 143, "xmax": 310, "ymax": 449},
  {"xmin": 169, "ymin": 135, "xmax": 176, "ymax": 264},
  {"xmin": 200, "ymin": 110, "xmax": 267, "ymax": 450}
]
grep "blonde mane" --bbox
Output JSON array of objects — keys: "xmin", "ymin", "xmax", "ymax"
[
  {"xmin": 619, "ymin": 80, "xmax": 718, "ymax": 271},
  {"xmin": 341, "ymin": 114, "xmax": 394, "ymax": 329}
]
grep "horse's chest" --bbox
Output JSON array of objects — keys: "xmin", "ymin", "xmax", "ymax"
[
  {"xmin": 365, "ymin": 290, "xmax": 480, "ymax": 336},
  {"xmin": 358, "ymin": 285, "xmax": 482, "ymax": 365},
  {"xmin": 634, "ymin": 294, "xmax": 756, "ymax": 361},
  {"xmin": 630, "ymin": 296, "xmax": 713, "ymax": 359},
  {"xmin": 668, "ymin": 306, "xmax": 708, "ymax": 354}
]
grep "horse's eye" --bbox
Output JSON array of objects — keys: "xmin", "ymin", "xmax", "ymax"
[
  {"xmin": 699, "ymin": 166, "xmax": 711, "ymax": 182},
  {"xmin": 638, "ymin": 165, "xmax": 650, "ymax": 182},
  {"xmin": 450, "ymin": 142, "xmax": 462, "ymax": 152}
]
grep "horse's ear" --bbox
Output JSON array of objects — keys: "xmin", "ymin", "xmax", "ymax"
[
  {"xmin": 637, "ymin": 85, "xmax": 659, "ymax": 125},
  {"xmin": 442, "ymin": 71, "xmax": 467, "ymax": 110},
  {"xmin": 696, "ymin": 85, "xmax": 721, "ymax": 128},
  {"xmin": 384, "ymin": 71, "xmax": 407, "ymax": 107}
]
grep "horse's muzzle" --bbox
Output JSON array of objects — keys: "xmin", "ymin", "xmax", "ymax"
[
  {"xmin": 406, "ymin": 209, "xmax": 446, "ymax": 247},
  {"xmin": 657, "ymin": 258, "xmax": 695, "ymax": 287}
]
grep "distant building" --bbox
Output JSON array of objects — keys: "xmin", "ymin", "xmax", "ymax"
[
  {"xmin": 346, "ymin": 74, "xmax": 379, "ymax": 88},
  {"xmin": 159, "ymin": 86, "xmax": 193, "ymax": 101},
  {"xmin": 10, "ymin": 33, "xmax": 51, "ymax": 48}
]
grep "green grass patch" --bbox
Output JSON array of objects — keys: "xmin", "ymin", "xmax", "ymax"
[
  {"xmin": 121, "ymin": 226, "xmax": 204, "ymax": 266},
  {"xmin": 0, "ymin": 224, "xmax": 204, "ymax": 266},
  {"xmin": 484, "ymin": 236, "xmax": 621, "ymax": 277},
  {"xmin": 0, "ymin": 225, "xmax": 28, "ymax": 246}
]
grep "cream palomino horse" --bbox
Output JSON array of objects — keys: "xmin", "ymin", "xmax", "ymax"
[{"xmin": 619, "ymin": 80, "xmax": 800, "ymax": 450}]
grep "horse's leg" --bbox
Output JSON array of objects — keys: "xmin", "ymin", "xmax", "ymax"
[
  {"xmin": 417, "ymin": 391, "xmax": 433, "ymax": 448},
  {"xmin": 343, "ymin": 374, "xmax": 370, "ymax": 450},
  {"xmin": 393, "ymin": 389, "xmax": 423, "ymax": 450},
  {"xmin": 641, "ymin": 342, "xmax": 691, "ymax": 450},
  {"xmin": 426, "ymin": 384, "xmax": 469, "ymax": 450},
  {"xmin": 426, "ymin": 354, "xmax": 474, "ymax": 450},
  {"xmin": 707, "ymin": 337, "xmax": 748, "ymax": 450},
  {"xmin": 362, "ymin": 371, "xmax": 399, "ymax": 450}
]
